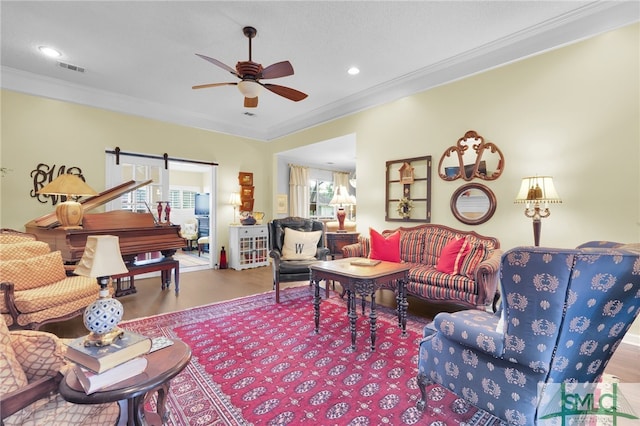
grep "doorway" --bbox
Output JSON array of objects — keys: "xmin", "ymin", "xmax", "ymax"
[{"xmin": 104, "ymin": 150, "xmax": 217, "ymax": 270}]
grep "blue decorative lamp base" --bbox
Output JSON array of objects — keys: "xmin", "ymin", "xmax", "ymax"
[
  {"xmin": 83, "ymin": 278, "xmax": 125, "ymax": 347},
  {"xmin": 73, "ymin": 235, "xmax": 130, "ymax": 348}
]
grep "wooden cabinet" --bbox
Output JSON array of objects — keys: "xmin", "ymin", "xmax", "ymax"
[
  {"xmin": 326, "ymin": 232, "xmax": 360, "ymax": 259},
  {"xmin": 228, "ymin": 225, "xmax": 269, "ymax": 270}
]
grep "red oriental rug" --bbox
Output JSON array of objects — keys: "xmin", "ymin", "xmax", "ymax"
[{"xmin": 121, "ymin": 286, "xmax": 506, "ymax": 425}]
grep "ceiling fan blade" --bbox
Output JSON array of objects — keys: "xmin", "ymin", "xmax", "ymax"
[
  {"xmin": 192, "ymin": 82, "xmax": 237, "ymax": 90},
  {"xmin": 244, "ymin": 97, "xmax": 259, "ymax": 108},
  {"xmin": 259, "ymin": 61, "xmax": 294, "ymax": 79},
  {"xmin": 195, "ymin": 54, "xmax": 239, "ymax": 77},
  {"xmin": 261, "ymin": 83, "xmax": 308, "ymax": 102}
]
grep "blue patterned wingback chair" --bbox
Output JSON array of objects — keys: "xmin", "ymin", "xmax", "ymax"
[{"xmin": 416, "ymin": 245, "xmax": 640, "ymax": 425}]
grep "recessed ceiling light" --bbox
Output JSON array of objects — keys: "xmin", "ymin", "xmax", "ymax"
[
  {"xmin": 347, "ymin": 67, "xmax": 360, "ymax": 76},
  {"xmin": 38, "ymin": 46, "xmax": 62, "ymax": 58}
]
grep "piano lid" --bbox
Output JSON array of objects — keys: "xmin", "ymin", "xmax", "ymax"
[{"xmin": 31, "ymin": 180, "xmax": 153, "ymax": 228}]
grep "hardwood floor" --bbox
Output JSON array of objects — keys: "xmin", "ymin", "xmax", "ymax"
[{"xmin": 43, "ymin": 264, "xmax": 640, "ymax": 383}]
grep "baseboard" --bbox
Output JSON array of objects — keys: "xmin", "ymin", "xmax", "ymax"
[{"xmin": 622, "ymin": 331, "xmax": 640, "ymax": 347}]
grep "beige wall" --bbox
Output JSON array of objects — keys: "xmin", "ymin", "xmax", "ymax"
[
  {"xmin": 268, "ymin": 23, "xmax": 639, "ymax": 252},
  {"xmin": 1, "ymin": 23, "xmax": 639, "ymax": 338},
  {"xmin": 266, "ymin": 24, "xmax": 640, "ymax": 338},
  {"xmin": 0, "ymin": 92, "xmax": 269, "ymax": 249}
]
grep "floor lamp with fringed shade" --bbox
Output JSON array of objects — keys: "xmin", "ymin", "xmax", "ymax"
[
  {"xmin": 37, "ymin": 174, "xmax": 97, "ymax": 229},
  {"xmin": 514, "ymin": 176, "xmax": 562, "ymax": 246}
]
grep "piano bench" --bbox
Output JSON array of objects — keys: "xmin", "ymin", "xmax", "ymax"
[{"xmin": 113, "ymin": 257, "xmax": 179, "ymax": 297}]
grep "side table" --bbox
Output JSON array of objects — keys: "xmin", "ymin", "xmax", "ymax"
[
  {"xmin": 310, "ymin": 258, "xmax": 409, "ymax": 351},
  {"xmin": 325, "ymin": 231, "xmax": 359, "ymax": 259},
  {"xmin": 60, "ymin": 339, "xmax": 191, "ymax": 426}
]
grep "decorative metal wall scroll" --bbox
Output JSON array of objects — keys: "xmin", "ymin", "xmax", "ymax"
[
  {"xmin": 385, "ymin": 156, "xmax": 431, "ymax": 222},
  {"xmin": 30, "ymin": 163, "xmax": 86, "ymax": 205},
  {"xmin": 438, "ymin": 130, "xmax": 504, "ymax": 181}
]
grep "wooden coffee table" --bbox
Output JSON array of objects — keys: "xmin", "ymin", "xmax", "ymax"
[
  {"xmin": 60, "ymin": 338, "xmax": 191, "ymax": 426},
  {"xmin": 310, "ymin": 258, "xmax": 410, "ymax": 351}
]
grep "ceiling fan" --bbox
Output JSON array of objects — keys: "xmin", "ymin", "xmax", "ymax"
[{"xmin": 192, "ymin": 26, "xmax": 308, "ymax": 108}]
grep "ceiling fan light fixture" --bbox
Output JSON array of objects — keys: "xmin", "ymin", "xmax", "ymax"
[{"xmin": 238, "ymin": 80, "xmax": 262, "ymax": 98}]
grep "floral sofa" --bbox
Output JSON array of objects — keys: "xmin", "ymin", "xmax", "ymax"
[{"xmin": 341, "ymin": 224, "xmax": 502, "ymax": 310}]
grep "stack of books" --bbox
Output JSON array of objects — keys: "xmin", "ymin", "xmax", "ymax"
[{"xmin": 64, "ymin": 330, "xmax": 152, "ymax": 394}]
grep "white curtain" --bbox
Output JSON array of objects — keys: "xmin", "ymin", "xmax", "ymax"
[
  {"xmin": 333, "ymin": 172, "xmax": 350, "ymax": 194},
  {"xmin": 289, "ymin": 165, "xmax": 309, "ymax": 217}
]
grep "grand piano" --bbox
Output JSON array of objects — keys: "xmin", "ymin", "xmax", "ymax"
[{"xmin": 25, "ymin": 180, "xmax": 185, "ymax": 265}]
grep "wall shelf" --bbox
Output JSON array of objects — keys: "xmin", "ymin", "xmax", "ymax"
[{"xmin": 385, "ymin": 155, "xmax": 431, "ymax": 222}]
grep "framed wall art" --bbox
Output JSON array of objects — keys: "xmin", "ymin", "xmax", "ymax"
[
  {"xmin": 238, "ymin": 172, "xmax": 253, "ymax": 186},
  {"xmin": 276, "ymin": 194, "xmax": 288, "ymax": 214},
  {"xmin": 240, "ymin": 186, "xmax": 254, "ymax": 200}
]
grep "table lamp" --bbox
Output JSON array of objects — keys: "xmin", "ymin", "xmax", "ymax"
[
  {"xmin": 514, "ymin": 176, "xmax": 562, "ymax": 246},
  {"xmin": 74, "ymin": 235, "xmax": 129, "ymax": 346},
  {"xmin": 229, "ymin": 192, "xmax": 242, "ymax": 224},
  {"xmin": 329, "ymin": 185, "xmax": 352, "ymax": 232},
  {"xmin": 37, "ymin": 174, "xmax": 97, "ymax": 229}
]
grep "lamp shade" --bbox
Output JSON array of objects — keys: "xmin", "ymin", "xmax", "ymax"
[
  {"xmin": 514, "ymin": 176, "xmax": 562, "ymax": 204},
  {"xmin": 74, "ymin": 235, "xmax": 128, "ymax": 278},
  {"xmin": 37, "ymin": 174, "xmax": 97, "ymax": 197},
  {"xmin": 237, "ymin": 80, "xmax": 262, "ymax": 98},
  {"xmin": 228, "ymin": 192, "xmax": 242, "ymax": 206},
  {"xmin": 329, "ymin": 186, "xmax": 352, "ymax": 206},
  {"xmin": 37, "ymin": 174, "xmax": 98, "ymax": 228}
]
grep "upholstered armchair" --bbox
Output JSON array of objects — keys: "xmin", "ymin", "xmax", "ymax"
[
  {"xmin": 417, "ymin": 245, "xmax": 640, "ymax": 425},
  {"xmin": 0, "ymin": 315, "xmax": 119, "ymax": 425},
  {"xmin": 268, "ymin": 217, "xmax": 330, "ymax": 303},
  {"xmin": 179, "ymin": 218, "xmax": 199, "ymax": 251},
  {"xmin": 1, "ymin": 232, "xmax": 100, "ymax": 330}
]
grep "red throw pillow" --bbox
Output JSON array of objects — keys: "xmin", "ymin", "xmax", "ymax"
[
  {"xmin": 436, "ymin": 238, "xmax": 471, "ymax": 275},
  {"xmin": 369, "ymin": 228, "xmax": 401, "ymax": 263}
]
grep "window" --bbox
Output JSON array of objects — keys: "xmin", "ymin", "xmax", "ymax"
[
  {"xmin": 182, "ymin": 190, "xmax": 196, "ymax": 210},
  {"xmin": 309, "ymin": 178, "xmax": 334, "ymax": 218},
  {"xmin": 168, "ymin": 189, "xmax": 196, "ymax": 210},
  {"xmin": 168, "ymin": 190, "xmax": 181, "ymax": 207}
]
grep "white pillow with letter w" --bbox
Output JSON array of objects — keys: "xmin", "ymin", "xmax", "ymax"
[{"xmin": 281, "ymin": 228, "xmax": 322, "ymax": 260}]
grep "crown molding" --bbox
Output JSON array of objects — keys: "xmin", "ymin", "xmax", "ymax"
[{"xmin": 2, "ymin": 1, "xmax": 637, "ymax": 142}]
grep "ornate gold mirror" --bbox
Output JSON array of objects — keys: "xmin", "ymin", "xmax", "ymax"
[
  {"xmin": 450, "ymin": 183, "xmax": 497, "ymax": 225},
  {"xmin": 438, "ymin": 130, "xmax": 504, "ymax": 181}
]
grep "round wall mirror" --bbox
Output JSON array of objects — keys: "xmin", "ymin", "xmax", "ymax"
[{"xmin": 450, "ymin": 183, "xmax": 497, "ymax": 225}]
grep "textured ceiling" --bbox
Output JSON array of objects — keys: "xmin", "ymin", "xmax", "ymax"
[{"xmin": 1, "ymin": 0, "xmax": 638, "ymax": 154}]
